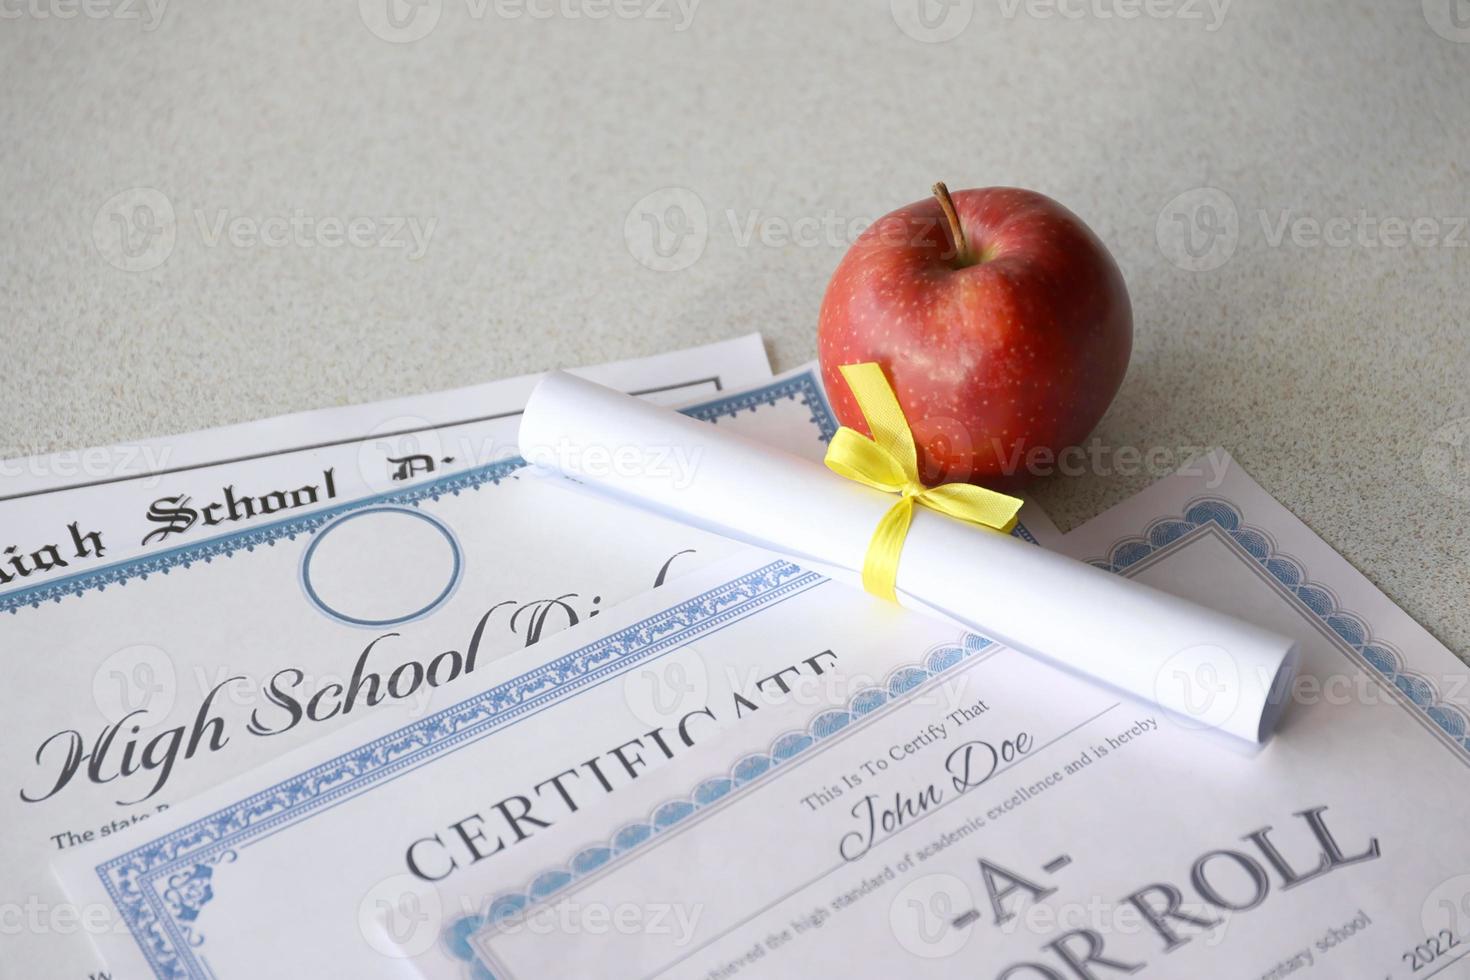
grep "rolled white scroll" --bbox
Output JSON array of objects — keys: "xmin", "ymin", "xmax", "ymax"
[{"xmin": 519, "ymin": 371, "xmax": 1299, "ymax": 743}]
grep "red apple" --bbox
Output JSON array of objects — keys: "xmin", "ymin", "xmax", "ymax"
[{"xmin": 818, "ymin": 184, "xmax": 1131, "ymax": 490}]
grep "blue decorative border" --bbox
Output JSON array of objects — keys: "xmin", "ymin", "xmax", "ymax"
[
  {"xmin": 300, "ymin": 506, "xmax": 464, "ymax": 628},
  {"xmin": 1, "ymin": 371, "xmax": 837, "ymax": 616},
  {"xmin": 1088, "ymin": 497, "xmax": 1470, "ymax": 754},
  {"xmin": 96, "ymin": 560, "xmax": 825, "ymax": 980},
  {"xmin": 697, "ymin": 371, "xmax": 838, "ymax": 443},
  {"xmin": 455, "ymin": 495, "xmax": 1470, "ymax": 977}
]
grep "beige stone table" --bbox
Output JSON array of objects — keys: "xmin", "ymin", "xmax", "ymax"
[{"xmin": 1, "ymin": 0, "xmax": 1466, "ymax": 656}]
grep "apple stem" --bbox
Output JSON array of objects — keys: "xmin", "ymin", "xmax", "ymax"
[{"xmin": 932, "ymin": 182, "xmax": 974, "ymax": 267}]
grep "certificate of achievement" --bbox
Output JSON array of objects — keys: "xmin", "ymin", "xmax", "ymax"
[
  {"xmin": 2, "ymin": 356, "xmax": 859, "ymax": 980},
  {"xmin": 404, "ymin": 453, "xmax": 1470, "ymax": 980},
  {"xmin": 0, "ymin": 334, "xmax": 773, "ymax": 603},
  {"xmin": 55, "ymin": 551, "xmax": 1007, "ymax": 980}
]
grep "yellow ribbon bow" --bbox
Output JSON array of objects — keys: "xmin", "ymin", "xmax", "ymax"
[{"xmin": 824, "ymin": 362, "xmax": 1024, "ymax": 603}]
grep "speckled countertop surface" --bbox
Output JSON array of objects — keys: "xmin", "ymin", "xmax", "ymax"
[{"xmin": 1, "ymin": 0, "xmax": 1466, "ymax": 657}]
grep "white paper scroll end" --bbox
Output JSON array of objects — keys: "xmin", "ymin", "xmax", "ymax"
[{"xmin": 519, "ymin": 370, "xmax": 1301, "ymax": 744}]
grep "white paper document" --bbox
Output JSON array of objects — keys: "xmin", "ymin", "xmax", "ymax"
[{"xmin": 392, "ymin": 453, "xmax": 1470, "ymax": 980}]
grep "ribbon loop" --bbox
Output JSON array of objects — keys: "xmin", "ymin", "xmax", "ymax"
[
  {"xmin": 825, "ymin": 363, "xmax": 1024, "ymax": 603},
  {"xmin": 824, "ymin": 428, "xmax": 910, "ymax": 493}
]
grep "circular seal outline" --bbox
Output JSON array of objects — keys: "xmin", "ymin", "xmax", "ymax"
[{"xmin": 300, "ymin": 506, "xmax": 462, "ymax": 628}]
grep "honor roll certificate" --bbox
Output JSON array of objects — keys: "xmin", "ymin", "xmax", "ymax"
[
  {"xmin": 399, "ymin": 454, "xmax": 1470, "ymax": 980},
  {"xmin": 1, "ymin": 356, "xmax": 850, "ymax": 980}
]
